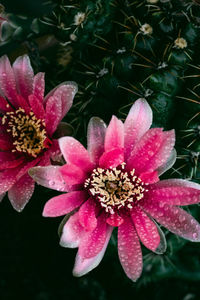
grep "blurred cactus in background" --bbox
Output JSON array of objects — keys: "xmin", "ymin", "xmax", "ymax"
[{"xmin": 1, "ymin": 0, "xmax": 200, "ymax": 299}]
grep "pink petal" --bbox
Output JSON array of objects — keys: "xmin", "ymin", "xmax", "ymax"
[
  {"xmin": 13, "ymin": 55, "xmax": 34, "ymax": 100},
  {"xmin": 127, "ymin": 128, "xmax": 163, "ymax": 170},
  {"xmin": 150, "ymin": 130, "xmax": 175, "ymax": 172},
  {"xmin": 0, "ymin": 167, "xmax": 21, "ymax": 194},
  {"xmin": 157, "ymin": 149, "xmax": 177, "ymax": 176},
  {"xmin": 42, "ymin": 191, "xmax": 87, "ymax": 217},
  {"xmin": 0, "ymin": 95, "xmax": 14, "ymax": 112},
  {"xmin": 0, "ymin": 55, "xmax": 18, "ymax": 105},
  {"xmin": 16, "ymin": 156, "xmax": 42, "ymax": 180},
  {"xmin": 106, "ymin": 213, "xmax": 124, "ymax": 226},
  {"xmin": 60, "ymin": 212, "xmax": 85, "ymax": 248},
  {"xmin": 28, "ymin": 94, "xmax": 46, "ymax": 120},
  {"xmin": 78, "ymin": 198, "xmax": 97, "ymax": 231},
  {"xmin": 8, "ymin": 173, "xmax": 35, "ymax": 212},
  {"xmin": 73, "ymin": 226, "xmax": 113, "ymax": 277},
  {"xmin": 33, "ymin": 72, "xmax": 45, "ymax": 102},
  {"xmin": 44, "ymin": 81, "xmax": 77, "ymax": 104},
  {"xmin": 99, "ymin": 148, "xmax": 124, "ymax": 168},
  {"xmin": 0, "ymin": 136, "xmax": 12, "ymax": 150},
  {"xmin": 37, "ymin": 152, "xmax": 51, "ymax": 167},
  {"xmin": 59, "ymin": 137, "xmax": 94, "ymax": 173},
  {"xmin": 78, "ymin": 213, "xmax": 108, "ymax": 259},
  {"xmin": 87, "ymin": 117, "xmax": 107, "ymax": 164},
  {"xmin": 16, "ymin": 94, "xmax": 30, "ymax": 113},
  {"xmin": 0, "ymin": 151, "xmax": 20, "ymax": 162},
  {"xmin": 124, "ymin": 98, "xmax": 152, "ymax": 159},
  {"xmin": 60, "ymin": 164, "xmax": 87, "ymax": 186},
  {"xmin": 118, "ymin": 217, "xmax": 143, "ymax": 281},
  {"xmin": 45, "ymin": 95, "xmax": 62, "ymax": 136},
  {"xmin": 29, "ymin": 166, "xmax": 68, "ymax": 192},
  {"xmin": 131, "ymin": 206, "xmax": 161, "ymax": 252},
  {"xmin": 45, "ymin": 82, "xmax": 77, "ymax": 134},
  {"xmin": 142, "ymin": 200, "xmax": 200, "ymax": 242},
  {"xmin": 139, "ymin": 171, "xmax": 159, "ymax": 184},
  {"xmin": 127, "ymin": 128, "xmax": 175, "ymax": 173},
  {"xmin": 53, "ymin": 82, "xmax": 78, "ymax": 118},
  {"xmin": 104, "ymin": 116, "xmax": 124, "ymax": 152},
  {"xmin": 0, "ymin": 156, "xmax": 24, "ymax": 170},
  {"xmin": 148, "ymin": 179, "xmax": 200, "ymax": 206}
]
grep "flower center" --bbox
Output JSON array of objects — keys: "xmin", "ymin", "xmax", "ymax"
[
  {"xmin": 2, "ymin": 108, "xmax": 51, "ymax": 157},
  {"xmin": 84, "ymin": 163, "xmax": 149, "ymax": 214}
]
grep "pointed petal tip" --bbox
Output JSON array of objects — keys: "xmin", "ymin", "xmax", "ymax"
[
  {"xmin": 124, "ymin": 97, "xmax": 152, "ymax": 158},
  {"xmin": 190, "ymin": 229, "xmax": 200, "ymax": 242},
  {"xmin": 8, "ymin": 174, "xmax": 35, "ymax": 213},
  {"xmin": 0, "ymin": 54, "xmax": 8, "ymax": 62},
  {"xmin": 13, "ymin": 54, "xmax": 32, "ymax": 68},
  {"xmin": 72, "ymin": 226, "xmax": 113, "ymax": 277},
  {"xmin": 157, "ymin": 149, "xmax": 177, "ymax": 176},
  {"xmin": 72, "ymin": 246, "xmax": 107, "ymax": 278},
  {"xmin": 10, "ymin": 195, "xmax": 29, "ymax": 212},
  {"xmin": 12, "ymin": 203, "xmax": 26, "ymax": 212},
  {"xmin": 42, "ymin": 202, "xmax": 56, "ymax": 218},
  {"xmin": 42, "ymin": 200, "xmax": 61, "ymax": 217},
  {"xmin": 72, "ymin": 268, "xmax": 82, "ymax": 277},
  {"xmin": 28, "ymin": 165, "xmax": 67, "ymax": 192},
  {"xmin": 88, "ymin": 116, "xmax": 106, "ymax": 126},
  {"xmin": 59, "ymin": 232, "xmax": 80, "ymax": 249},
  {"xmin": 62, "ymin": 81, "xmax": 78, "ymax": 95},
  {"xmin": 20, "ymin": 54, "xmax": 30, "ymax": 61},
  {"xmin": 87, "ymin": 116, "xmax": 107, "ymax": 164},
  {"xmin": 134, "ymin": 97, "xmax": 150, "ymax": 107},
  {"xmin": 129, "ymin": 276, "xmax": 140, "ymax": 283},
  {"xmin": 136, "ymin": 97, "xmax": 147, "ymax": 103},
  {"xmin": 0, "ymin": 55, "xmax": 10, "ymax": 68},
  {"xmin": 42, "ymin": 207, "xmax": 49, "ymax": 217}
]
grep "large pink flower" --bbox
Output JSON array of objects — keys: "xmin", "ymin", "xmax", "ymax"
[
  {"xmin": 30, "ymin": 98, "xmax": 200, "ymax": 281},
  {"xmin": 0, "ymin": 55, "xmax": 77, "ymax": 211}
]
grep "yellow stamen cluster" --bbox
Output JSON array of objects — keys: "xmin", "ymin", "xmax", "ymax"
[
  {"xmin": 84, "ymin": 163, "xmax": 148, "ymax": 214},
  {"xmin": 2, "ymin": 108, "xmax": 48, "ymax": 157}
]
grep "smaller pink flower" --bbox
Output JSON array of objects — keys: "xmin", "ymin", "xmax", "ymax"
[
  {"xmin": 30, "ymin": 98, "xmax": 200, "ymax": 281},
  {"xmin": 0, "ymin": 55, "xmax": 77, "ymax": 211}
]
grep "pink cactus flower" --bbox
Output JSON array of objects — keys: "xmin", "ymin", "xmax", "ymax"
[
  {"xmin": 30, "ymin": 98, "xmax": 200, "ymax": 281},
  {"xmin": 0, "ymin": 55, "xmax": 77, "ymax": 211}
]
